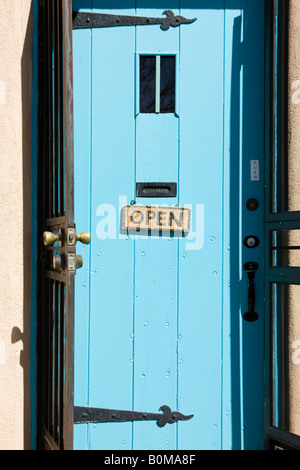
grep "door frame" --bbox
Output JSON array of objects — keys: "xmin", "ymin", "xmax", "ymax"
[
  {"xmin": 33, "ymin": 0, "xmax": 284, "ymax": 450},
  {"xmin": 264, "ymin": 0, "xmax": 300, "ymax": 450}
]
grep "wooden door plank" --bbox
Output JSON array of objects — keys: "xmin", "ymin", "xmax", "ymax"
[
  {"xmin": 87, "ymin": 4, "xmax": 136, "ymax": 450},
  {"xmin": 178, "ymin": 2, "xmax": 224, "ymax": 450},
  {"xmin": 73, "ymin": 0, "xmax": 92, "ymax": 450}
]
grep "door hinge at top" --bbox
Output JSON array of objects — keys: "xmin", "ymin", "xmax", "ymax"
[
  {"xmin": 74, "ymin": 405, "xmax": 193, "ymax": 427},
  {"xmin": 73, "ymin": 10, "xmax": 197, "ymax": 31}
]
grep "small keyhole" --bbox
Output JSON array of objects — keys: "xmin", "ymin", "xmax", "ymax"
[
  {"xmin": 247, "ymin": 237, "xmax": 256, "ymax": 247},
  {"xmin": 244, "ymin": 235, "xmax": 260, "ymax": 248}
]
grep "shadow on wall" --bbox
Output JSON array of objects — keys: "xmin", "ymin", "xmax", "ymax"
[{"xmin": 10, "ymin": 2, "xmax": 33, "ymax": 450}]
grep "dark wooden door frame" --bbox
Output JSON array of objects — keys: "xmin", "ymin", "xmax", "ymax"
[{"xmin": 36, "ymin": 0, "xmax": 74, "ymax": 450}]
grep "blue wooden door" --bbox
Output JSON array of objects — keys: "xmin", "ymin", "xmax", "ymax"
[{"xmin": 73, "ymin": 0, "xmax": 265, "ymax": 450}]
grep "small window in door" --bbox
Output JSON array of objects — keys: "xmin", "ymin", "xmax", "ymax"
[{"xmin": 140, "ymin": 55, "xmax": 175, "ymax": 114}]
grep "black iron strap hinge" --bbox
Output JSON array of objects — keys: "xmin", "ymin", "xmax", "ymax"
[
  {"xmin": 74, "ymin": 405, "xmax": 193, "ymax": 427},
  {"xmin": 73, "ymin": 10, "xmax": 197, "ymax": 31}
]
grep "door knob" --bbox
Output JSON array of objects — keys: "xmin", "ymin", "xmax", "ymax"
[
  {"xmin": 77, "ymin": 231, "xmax": 91, "ymax": 245},
  {"xmin": 43, "ymin": 230, "xmax": 61, "ymax": 246},
  {"xmin": 243, "ymin": 262, "xmax": 259, "ymax": 322},
  {"xmin": 67, "ymin": 228, "xmax": 91, "ymax": 246}
]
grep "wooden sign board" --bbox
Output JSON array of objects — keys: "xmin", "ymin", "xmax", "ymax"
[{"xmin": 121, "ymin": 205, "xmax": 191, "ymax": 234}]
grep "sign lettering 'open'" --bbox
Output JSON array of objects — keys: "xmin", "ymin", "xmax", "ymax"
[{"xmin": 121, "ymin": 205, "xmax": 190, "ymax": 234}]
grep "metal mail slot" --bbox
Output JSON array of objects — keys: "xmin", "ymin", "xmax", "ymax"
[{"xmin": 136, "ymin": 182, "xmax": 177, "ymax": 198}]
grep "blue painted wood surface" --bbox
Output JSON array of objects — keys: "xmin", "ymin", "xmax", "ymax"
[{"xmin": 73, "ymin": 0, "xmax": 265, "ymax": 450}]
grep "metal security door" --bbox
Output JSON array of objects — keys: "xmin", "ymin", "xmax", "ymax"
[
  {"xmin": 73, "ymin": 1, "xmax": 266, "ymax": 450},
  {"xmin": 37, "ymin": 0, "xmax": 76, "ymax": 450}
]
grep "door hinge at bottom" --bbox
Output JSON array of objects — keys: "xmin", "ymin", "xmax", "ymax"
[{"xmin": 74, "ymin": 405, "xmax": 193, "ymax": 427}]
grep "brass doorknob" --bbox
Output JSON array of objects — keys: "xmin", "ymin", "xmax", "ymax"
[
  {"xmin": 43, "ymin": 231, "xmax": 61, "ymax": 246},
  {"xmin": 76, "ymin": 231, "xmax": 91, "ymax": 245}
]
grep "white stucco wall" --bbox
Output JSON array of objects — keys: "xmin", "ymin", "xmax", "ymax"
[{"xmin": 0, "ymin": 0, "xmax": 32, "ymax": 450}]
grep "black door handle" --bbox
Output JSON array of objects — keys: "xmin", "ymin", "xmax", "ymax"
[{"xmin": 243, "ymin": 262, "xmax": 259, "ymax": 322}]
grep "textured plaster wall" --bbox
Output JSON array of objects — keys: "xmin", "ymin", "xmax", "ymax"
[
  {"xmin": 0, "ymin": 1, "xmax": 32, "ymax": 449},
  {"xmin": 287, "ymin": 0, "xmax": 300, "ymax": 435}
]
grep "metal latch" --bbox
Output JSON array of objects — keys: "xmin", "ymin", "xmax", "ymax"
[{"xmin": 68, "ymin": 253, "xmax": 83, "ymax": 272}]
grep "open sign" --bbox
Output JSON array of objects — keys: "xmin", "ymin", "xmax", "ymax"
[{"xmin": 121, "ymin": 205, "xmax": 191, "ymax": 234}]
